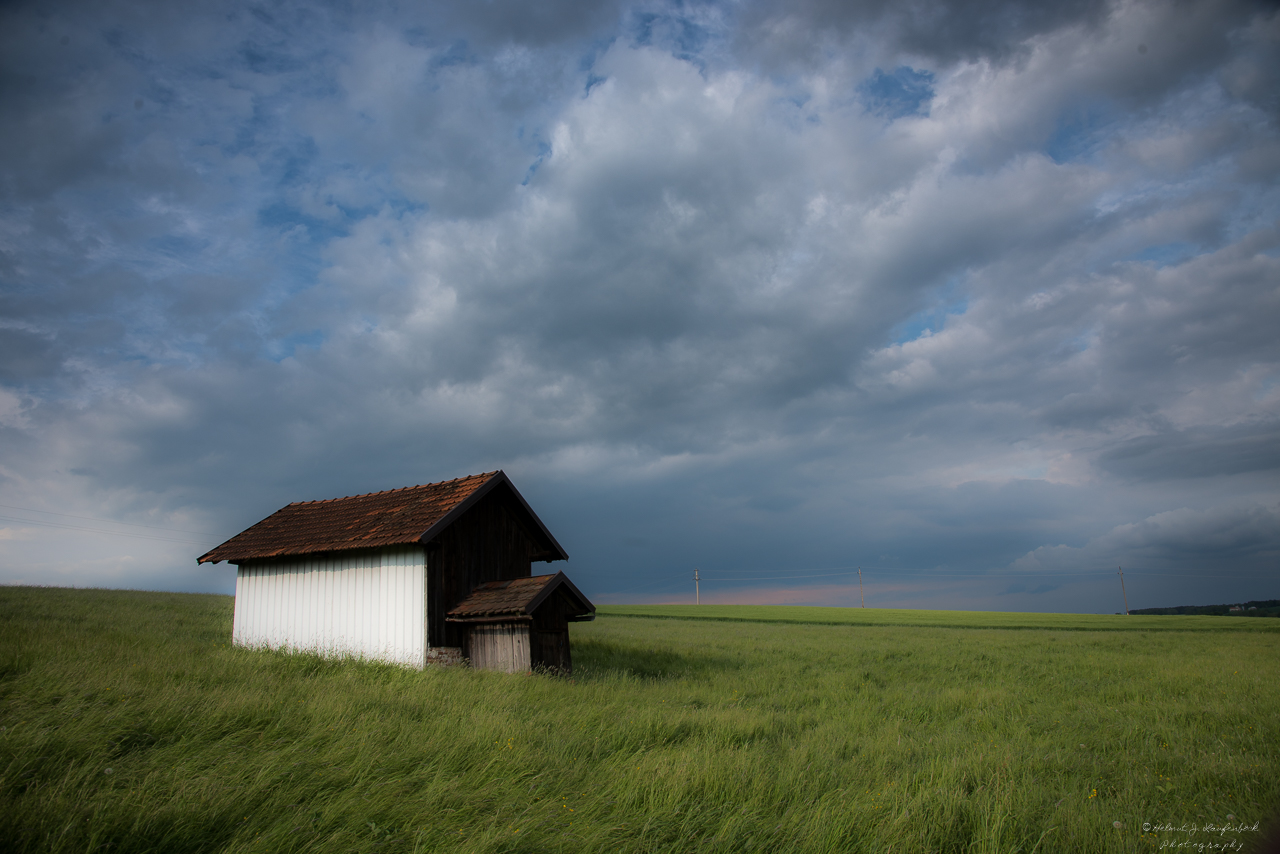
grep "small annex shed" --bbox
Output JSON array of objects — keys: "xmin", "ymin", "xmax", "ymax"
[
  {"xmin": 447, "ymin": 572, "xmax": 595, "ymax": 673},
  {"xmin": 197, "ymin": 471, "xmax": 594, "ymax": 672}
]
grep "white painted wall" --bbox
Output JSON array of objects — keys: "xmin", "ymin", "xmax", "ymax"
[{"xmin": 232, "ymin": 546, "xmax": 427, "ymax": 667}]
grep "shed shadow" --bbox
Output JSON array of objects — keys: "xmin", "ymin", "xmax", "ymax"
[{"xmin": 571, "ymin": 639, "xmax": 740, "ymax": 681}]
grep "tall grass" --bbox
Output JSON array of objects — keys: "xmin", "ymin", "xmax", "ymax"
[{"xmin": 1, "ymin": 586, "xmax": 1276, "ymax": 853}]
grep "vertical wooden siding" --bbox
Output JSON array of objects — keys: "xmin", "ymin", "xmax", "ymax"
[
  {"xmin": 528, "ymin": 586, "xmax": 580, "ymax": 673},
  {"xmin": 530, "ymin": 629, "xmax": 570, "ymax": 673},
  {"xmin": 232, "ymin": 546, "xmax": 427, "ymax": 667},
  {"xmin": 467, "ymin": 624, "xmax": 532, "ymax": 673},
  {"xmin": 428, "ymin": 488, "xmax": 539, "ymax": 647}
]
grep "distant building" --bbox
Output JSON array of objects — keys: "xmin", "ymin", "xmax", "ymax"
[{"xmin": 198, "ymin": 471, "xmax": 594, "ymax": 673}]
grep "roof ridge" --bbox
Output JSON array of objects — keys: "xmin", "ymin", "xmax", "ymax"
[
  {"xmin": 197, "ymin": 469, "xmax": 564, "ymax": 566},
  {"xmin": 282, "ymin": 471, "xmax": 500, "ymax": 507}
]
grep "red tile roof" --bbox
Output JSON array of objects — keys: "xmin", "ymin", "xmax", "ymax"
[
  {"xmin": 446, "ymin": 572, "xmax": 594, "ymax": 622},
  {"xmin": 198, "ymin": 471, "xmax": 565, "ymax": 564}
]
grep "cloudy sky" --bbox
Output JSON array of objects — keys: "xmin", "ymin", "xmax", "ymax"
[{"xmin": 1, "ymin": 0, "xmax": 1277, "ymax": 612}]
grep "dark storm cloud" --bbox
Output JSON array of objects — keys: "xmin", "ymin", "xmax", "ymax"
[
  {"xmin": 1013, "ymin": 504, "xmax": 1280, "ymax": 577},
  {"xmin": 1, "ymin": 0, "xmax": 1277, "ymax": 611},
  {"xmin": 1098, "ymin": 423, "xmax": 1280, "ymax": 480},
  {"xmin": 736, "ymin": 0, "xmax": 1275, "ymax": 87},
  {"xmin": 737, "ymin": 0, "xmax": 1112, "ymax": 65},
  {"xmin": 0, "ymin": 328, "xmax": 60, "ymax": 383},
  {"xmin": 438, "ymin": 0, "xmax": 625, "ymax": 46},
  {"xmin": 1219, "ymin": 6, "xmax": 1280, "ymax": 122}
]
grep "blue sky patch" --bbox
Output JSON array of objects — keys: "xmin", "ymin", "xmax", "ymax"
[
  {"xmin": 1046, "ymin": 103, "xmax": 1114, "ymax": 164},
  {"xmin": 629, "ymin": 9, "xmax": 711, "ymax": 62},
  {"xmin": 891, "ymin": 299, "xmax": 968, "ymax": 345},
  {"xmin": 257, "ymin": 202, "xmax": 350, "ymax": 246},
  {"xmin": 435, "ymin": 40, "xmax": 476, "ymax": 68},
  {"xmin": 1128, "ymin": 242, "xmax": 1199, "ymax": 268},
  {"xmin": 145, "ymin": 233, "xmax": 210, "ymax": 259},
  {"xmin": 522, "ymin": 141, "xmax": 552, "ymax": 185},
  {"xmin": 268, "ymin": 329, "xmax": 328, "ymax": 362},
  {"xmin": 859, "ymin": 67, "xmax": 935, "ymax": 119},
  {"xmin": 892, "ymin": 276, "xmax": 969, "ymax": 344}
]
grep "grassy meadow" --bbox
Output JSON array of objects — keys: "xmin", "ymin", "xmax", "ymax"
[
  {"xmin": 1, "ymin": 587, "xmax": 1277, "ymax": 853},
  {"xmin": 598, "ymin": 603, "xmax": 1280, "ymax": 632}
]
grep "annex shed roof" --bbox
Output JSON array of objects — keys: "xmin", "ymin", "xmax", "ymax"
[
  {"xmin": 198, "ymin": 471, "xmax": 568, "ymax": 565},
  {"xmin": 445, "ymin": 572, "xmax": 595, "ymax": 623}
]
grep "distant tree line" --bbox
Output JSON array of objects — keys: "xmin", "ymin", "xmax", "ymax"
[{"xmin": 1130, "ymin": 599, "xmax": 1280, "ymax": 617}]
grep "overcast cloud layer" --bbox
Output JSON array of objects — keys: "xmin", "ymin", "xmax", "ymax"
[{"xmin": 1, "ymin": 0, "xmax": 1277, "ymax": 612}]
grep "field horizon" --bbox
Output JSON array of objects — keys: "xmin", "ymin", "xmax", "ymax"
[
  {"xmin": 17, "ymin": 583, "xmax": 1280, "ymax": 629},
  {"xmin": 597, "ymin": 603, "xmax": 1280, "ymax": 633},
  {"xmin": 2, "ymin": 585, "xmax": 1277, "ymax": 853}
]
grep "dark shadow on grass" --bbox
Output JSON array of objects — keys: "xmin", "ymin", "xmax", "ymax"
[
  {"xmin": 0, "ymin": 650, "xmax": 34, "ymax": 683},
  {"xmin": 572, "ymin": 638, "xmax": 741, "ymax": 681}
]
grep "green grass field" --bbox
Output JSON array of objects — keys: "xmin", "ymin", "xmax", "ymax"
[
  {"xmin": 598, "ymin": 604, "xmax": 1280, "ymax": 632},
  {"xmin": 1, "ymin": 587, "xmax": 1277, "ymax": 853}
]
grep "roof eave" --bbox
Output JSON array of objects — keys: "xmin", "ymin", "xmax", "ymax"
[
  {"xmin": 445, "ymin": 614, "xmax": 533, "ymax": 624},
  {"xmin": 523, "ymin": 570, "xmax": 595, "ymax": 618}
]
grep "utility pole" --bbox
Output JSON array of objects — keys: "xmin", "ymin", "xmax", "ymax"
[
  {"xmin": 1118, "ymin": 566, "xmax": 1129, "ymax": 615},
  {"xmin": 694, "ymin": 567, "xmax": 700, "ymax": 606},
  {"xmin": 858, "ymin": 566, "xmax": 864, "ymax": 608}
]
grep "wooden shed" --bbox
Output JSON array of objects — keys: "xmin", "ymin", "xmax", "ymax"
[
  {"xmin": 447, "ymin": 572, "xmax": 595, "ymax": 673},
  {"xmin": 197, "ymin": 471, "xmax": 593, "ymax": 671}
]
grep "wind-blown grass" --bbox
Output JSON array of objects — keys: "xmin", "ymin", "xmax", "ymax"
[{"xmin": 1, "ymin": 586, "xmax": 1276, "ymax": 853}]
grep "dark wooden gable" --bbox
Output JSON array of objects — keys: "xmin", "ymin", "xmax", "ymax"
[
  {"xmin": 529, "ymin": 584, "xmax": 594, "ymax": 672},
  {"xmin": 426, "ymin": 481, "xmax": 569, "ymax": 647}
]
